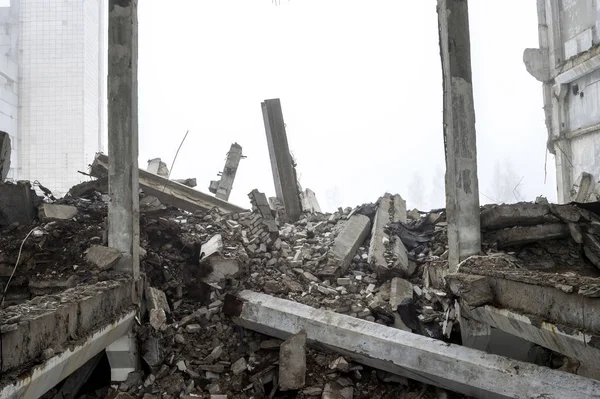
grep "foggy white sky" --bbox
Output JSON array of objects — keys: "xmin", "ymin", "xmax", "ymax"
[{"xmin": 136, "ymin": 0, "xmax": 557, "ymax": 212}]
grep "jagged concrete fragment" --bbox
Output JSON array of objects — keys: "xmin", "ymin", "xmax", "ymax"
[
  {"xmin": 92, "ymin": 154, "xmax": 246, "ymax": 214},
  {"xmin": 0, "ymin": 131, "xmax": 10, "ymax": 181},
  {"xmin": 200, "ymin": 234, "xmax": 240, "ymax": 284},
  {"xmin": 389, "ymin": 278, "xmax": 413, "ymax": 331},
  {"xmin": 523, "ymin": 48, "xmax": 550, "ymax": 82},
  {"xmin": 147, "ymin": 158, "xmax": 169, "ymax": 178},
  {"xmin": 571, "ymin": 172, "xmax": 595, "ymax": 203},
  {"xmin": 39, "ymin": 204, "xmax": 78, "ymax": 221},
  {"xmin": 173, "ymin": 178, "xmax": 197, "ymax": 188},
  {"xmin": 68, "ymin": 178, "xmax": 108, "ymax": 198},
  {"xmin": 0, "ymin": 181, "xmax": 41, "ymax": 227},
  {"xmin": 224, "ymin": 291, "xmax": 600, "ymax": 399},
  {"xmin": 85, "ymin": 245, "xmax": 123, "ymax": 271},
  {"xmin": 209, "ymin": 143, "xmax": 243, "ymax": 201},
  {"xmin": 445, "ymin": 274, "xmax": 493, "ymax": 307},
  {"xmin": 279, "ymin": 330, "xmax": 306, "ymax": 391},
  {"xmin": 368, "ymin": 193, "xmax": 409, "ymax": 278},
  {"xmin": 300, "ymin": 188, "xmax": 321, "ymax": 213},
  {"xmin": 322, "ymin": 382, "xmax": 353, "ymax": 399},
  {"xmin": 145, "ymin": 286, "xmax": 170, "ymax": 314},
  {"xmin": 583, "ymin": 233, "xmax": 600, "ymax": 271},
  {"xmin": 480, "ymin": 203, "xmax": 559, "ymax": 231},
  {"xmin": 319, "ymin": 215, "xmax": 371, "ymax": 278},
  {"xmin": 484, "ymin": 224, "xmax": 570, "ymax": 248}
]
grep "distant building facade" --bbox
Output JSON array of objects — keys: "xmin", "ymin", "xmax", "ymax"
[{"xmin": 0, "ymin": 0, "xmax": 106, "ymax": 196}]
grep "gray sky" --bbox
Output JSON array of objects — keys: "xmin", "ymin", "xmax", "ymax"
[{"xmin": 136, "ymin": 0, "xmax": 556, "ymax": 212}]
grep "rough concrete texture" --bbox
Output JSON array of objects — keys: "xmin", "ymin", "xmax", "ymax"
[
  {"xmin": 227, "ymin": 290, "xmax": 600, "ymax": 399},
  {"xmin": 571, "ymin": 172, "xmax": 596, "ymax": 202},
  {"xmin": 279, "ymin": 329, "xmax": 307, "ymax": 390},
  {"xmin": 146, "ymin": 286, "xmax": 170, "ymax": 314},
  {"xmin": 438, "ymin": 0, "xmax": 481, "ymax": 271},
  {"xmin": 200, "ymin": 234, "xmax": 240, "ymax": 284},
  {"xmin": 0, "ymin": 181, "xmax": 41, "ymax": 227},
  {"xmin": 0, "ymin": 131, "xmax": 10, "ymax": 181},
  {"xmin": 85, "ymin": 245, "xmax": 123, "ymax": 271},
  {"xmin": 300, "ymin": 188, "xmax": 322, "ymax": 213},
  {"xmin": 368, "ymin": 193, "xmax": 409, "ymax": 278},
  {"xmin": 0, "ymin": 279, "xmax": 133, "ymax": 375},
  {"xmin": 445, "ymin": 273, "xmax": 493, "ymax": 307},
  {"xmin": 389, "ymin": 278, "xmax": 413, "ymax": 331},
  {"xmin": 320, "ymin": 214, "xmax": 371, "ymax": 278},
  {"xmin": 147, "ymin": 158, "xmax": 169, "ymax": 178},
  {"xmin": 38, "ymin": 203, "xmax": 78, "ymax": 221},
  {"xmin": 485, "ymin": 223, "xmax": 570, "ymax": 248},
  {"xmin": 213, "ymin": 142, "xmax": 243, "ymax": 201},
  {"xmin": 480, "ymin": 202, "xmax": 560, "ymax": 231},
  {"xmin": 322, "ymin": 381, "xmax": 354, "ymax": 399}
]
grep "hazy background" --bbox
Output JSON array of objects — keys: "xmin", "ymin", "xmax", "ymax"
[{"xmin": 135, "ymin": 0, "xmax": 556, "ymax": 212}]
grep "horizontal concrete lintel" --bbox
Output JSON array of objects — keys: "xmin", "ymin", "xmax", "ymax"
[
  {"xmin": 93, "ymin": 154, "xmax": 247, "ymax": 214},
  {"xmin": 564, "ymin": 122, "xmax": 600, "ymax": 141},
  {"xmin": 461, "ymin": 303, "xmax": 600, "ymax": 371},
  {"xmin": 555, "ymin": 49, "xmax": 600, "ymax": 85},
  {"xmin": 0, "ymin": 311, "xmax": 136, "ymax": 399},
  {"xmin": 225, "ymin": 290, "xmax": 600, "ymax": 399}
]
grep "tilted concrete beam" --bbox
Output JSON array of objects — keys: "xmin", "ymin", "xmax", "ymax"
[
  {"xmin": 92, "ymin": 154, "xmax": 246, "ymax": 214},
  {"xmin": 224, "ymin": 291, "xmax": 600, "ymax": 399}
]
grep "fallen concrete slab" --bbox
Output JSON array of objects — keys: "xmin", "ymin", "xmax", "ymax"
[
  {"xmin": 224, "ymin": 290, "xmax": 600, "ymax": 399},
  {"xmin": 85, "ymin": 245, "xmax": 123, "ymax": 271},
  {"xmin": 39, "ymin": 204, "xmax": 78, "ymax": 221},
  {"xmin": 92, "ymin": 154, "xmax": 246, "ymax": 214},
  {"xmin": 319, "ymin": 215, "xmax": 370, "ymax": 278},
  {"xmin": 0, "ymin": 311, "xmax": 136, "ymax": 399},
  {"xmin": 460, "ymin": 303, "xmax": 600, "ymax": 379},
  {"xmin": 484, "ymin": 223, "xmax": 570, "ymax": 248},
  {"xmin": 480, "ymin": 203, "xmax": 560, "ymax": 231},
  {"xmin": 445, "ymin": 273, "xmax": 493, "ymax": 307},
  {"xmin": 279, "ymin": 330, "xmax": 306, "ymax": 390},
  {"xmin": 389, "ymin": 277, "xmax": 413, "ymax": 331},
  {"xmin": 368, "ymin": 193, "xmax": 409, "ymax": 278}
]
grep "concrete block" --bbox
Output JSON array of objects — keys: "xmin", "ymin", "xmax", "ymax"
[
  {"xmin": 145, "ymin": 286, "xmax": 170, "ymax": 314},
  {"xmin": 368, "ymin": 193, "xmax": 409, "ymax": 278},
  {"xmin": 301, "ymin": 188, "xmax": 322, "ymax": 213},
  {"xmin": 224, "ymin": 290, "xmax": 600, "ymax": 399},
  {"xmin": 320, "ymin": 215, "xmax": 371, "ymax": 278},
  {"xmin": 0, "ymin": 131, "xmax": 10, "ymax": 181},
  {"xmin": 322, "ymin": 382, "xmax": 353, "ymax": 399},
  {"xmin": 484, "ymin": 224, "xmax": 570, "ymax": 248},
  {"xmin": 147, "ymin": 158, "xmax": 169, "ymax": 177},
  {"xmin": 200, "ymin": 234, "xmax": 240, "ymax": 284},
  {"xmin": 85, "ymin": 245, "xmax": 123, "ymax": 271},
  {"xmin": 445, "ymin": 274, "xmax": 493, "ymax": 307},
  {"xmin": 279, "ymin": 329, "xmax": 306, "ymax": 390},
  {"xmin": 38, "ymin": 203, "xmax": 78, "ymax": 221},
  {"xmin": 480, "ymin": 203, "xmax": 559, "ymax": 231},
  {"xmin": 389, "ymin": 278, "xmax": 413, "ymax": 331}
]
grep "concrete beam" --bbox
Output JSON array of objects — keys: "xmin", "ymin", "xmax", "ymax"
[
  {"xmin": 211, "ymin": 143, "xmax": 243, "ymax": 202},
  {"xmin": 480, "ymin": 203, "xmax": 560, "ymax": 231},
  {"xmin": 555, "ymin": 47, "xmax": 600, "ymax": 85},
  {"xmin": 484, "ymin": 223, "xmax": 570, "ymax": 248},
  {"xmin": 224, "ymin": 291, "xmax": 600, "ymax": 399},
  {"xmin": 108, "ymin": 0, "xmax": 140, "ymax": 278},
  {"xmin": 438, "ymin": 0, "xmax": 481, "ymax": 271},
  {"xmin": 461, "ymin": 303, "xmax": 600, "ymax": 377},
  {"xmin": 319, "ymin": 214, "xmax": 370, "ymax": 278},
  {"xmin": 261, "ymin": 99, "xmax": 303, "ymax": 221},
  {"xmin": 0, "ymin": 311, "xmax": 136, "ymax": 399},
  {"xmin": 0, "ymin": 131, "xmax": 10, "ymax": 181},
  {"xmin": 368, "ymin": 193, "xmax": 409, "ymax": 278},
  {"xmin": 92, "ymin": 154, "xmax": 246, "ymax": 214}
]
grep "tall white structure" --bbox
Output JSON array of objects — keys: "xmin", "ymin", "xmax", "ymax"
[
  {"xmin": 0, "ymin": 0, "xmax": 105, "ymax": 196},
  {"xmin": 524, "ymin": 0, "xmax": 600, "ymax": 203}
]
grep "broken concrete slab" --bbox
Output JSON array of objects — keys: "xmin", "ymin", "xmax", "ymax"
[
  {"xmin": 224, "ymin": 290, "xmax": 600, "ymax": 399},
  {"xmin": 67, "ymin": 178, "xmax": 108, "ymax": 198},
  {"xmin": 389, "ymin": 278, "xmax": 413, "ymax": 331},
  {"xmin": 319, "ymin": 215, "xmax": 371, "ymax": 278},
  {"xmin": 85, "ymin": 245, "xmax": 123, "ymax": 271},
  {"xmin": 173, "ymin": 178, "xmax": 197, "ymax": 188},
  {"xmin": 301, "ymin": 188, "xmax": 322, "ymax": 213},
  {"xmin": 368, "ymin": 193, "xmax": 409, "ymax": 279},
  {"xmin": 279, "ymin": 329, "xmax": 307, "ymax": 391},
  {"xmin": 200, "ymin": 234, "xmax": 240, "ymax": 284},
  {"xmin": 484, "ymin": 223, "xmax": 570, "ymax": 248},
  {"xmin": 571, "ymin": 172, "xmax": 595, "ymax": 203},
  {"xmin": 480, "ymin": 203, "xmax": 560, "ymax": 231},
  {"xmin": 210, "ymin": 143, "xmax": 243, "ymax": 202},
  {"xmin": 445, "ymin": 274, "xmax": 493, "ymax": 307},
  {"xmin": 147, "ymin": 158, "xmax": 169, "ymax": 178},
  {"xmin": 0, "ymin": 131, "xmax": 11, "ymax": 182},
  {"xmin": 92, "ymin": 154, "xmax": 246, "ymax": 214},
  {"xmin": 0, "ymin": 181, "xmax": 42, "ymax": 227},
  {"xmin": 149, "ymin": 309, "xmax": 166, "ymax": 331},
  {"xmin": 145, "ymin": 286, "xmax": 171, "ymax": 314},
  {"xmin": 39, "ymin": 204, "xmax": 78, "ymax": 221},
  {"xmin": 322, "ymin": 382, "xmax": 353, "ymax": 399}
]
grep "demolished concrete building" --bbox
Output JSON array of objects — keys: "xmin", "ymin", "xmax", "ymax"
[{"xmin": 4, "ymin": 0, "xmax": 600, "ymax": 398}]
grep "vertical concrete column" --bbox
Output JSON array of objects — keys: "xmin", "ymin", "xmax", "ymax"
[
  {"xmin": 215, "ymin": 142, "xmax": 243, "ymax": 201},
  {"xmin": 261, "ymin": 99, "xmax": 303, "ymax": 221},
  {"xmin": 438, "ymin": 0, "xmax": 481, "ymax": 271},
  {"xmin": 108, "ymin": 0, "xmax": 139, "ymax": 279},
  {"xmin": 0, "ymin": 131, "xmax": 10, "ymax": 181}
]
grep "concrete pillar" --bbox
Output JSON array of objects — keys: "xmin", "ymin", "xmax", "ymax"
[
  {"xmin": 108, "ymin": 0, "xmax": 139, "ymax": 278},
  {"xmin": 438, "ymin": 0, "xmax": 481, "ymax": 271},
  {"xmin": 106, "ymin": 332, "xmax": 139, "ymax": 381},
  {"xmin": 261, "ymin": 99, "xmax": 303, "ymax": 221},
  {"xmin": 0, "ymin": 131, "xmax": 10, "ymax": 181},
  {"xmin": 212, "ymin": 142, "xmax": 243, "ymax": 201}
]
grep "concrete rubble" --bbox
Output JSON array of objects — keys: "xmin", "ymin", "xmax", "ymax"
[{"xmin": 2, "ymin": 176, "xmax": 600, "ymax": 398}]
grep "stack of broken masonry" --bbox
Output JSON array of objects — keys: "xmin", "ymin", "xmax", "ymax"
[{"xmin": 3, "ymin": 170, "xmax": 600, "ymax": 398}]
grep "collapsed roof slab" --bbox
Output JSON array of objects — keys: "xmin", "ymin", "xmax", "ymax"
[
  {"xmin": 460, "ymin": 303, "xmax": 600, "ymax": 379},
  {"xmin": 224, "ymin": 290, "xmax": 600, "ymax": 399},
  {"xmin": 92, "ymin": 154, "xmax": 246, "ymax": 214}
]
